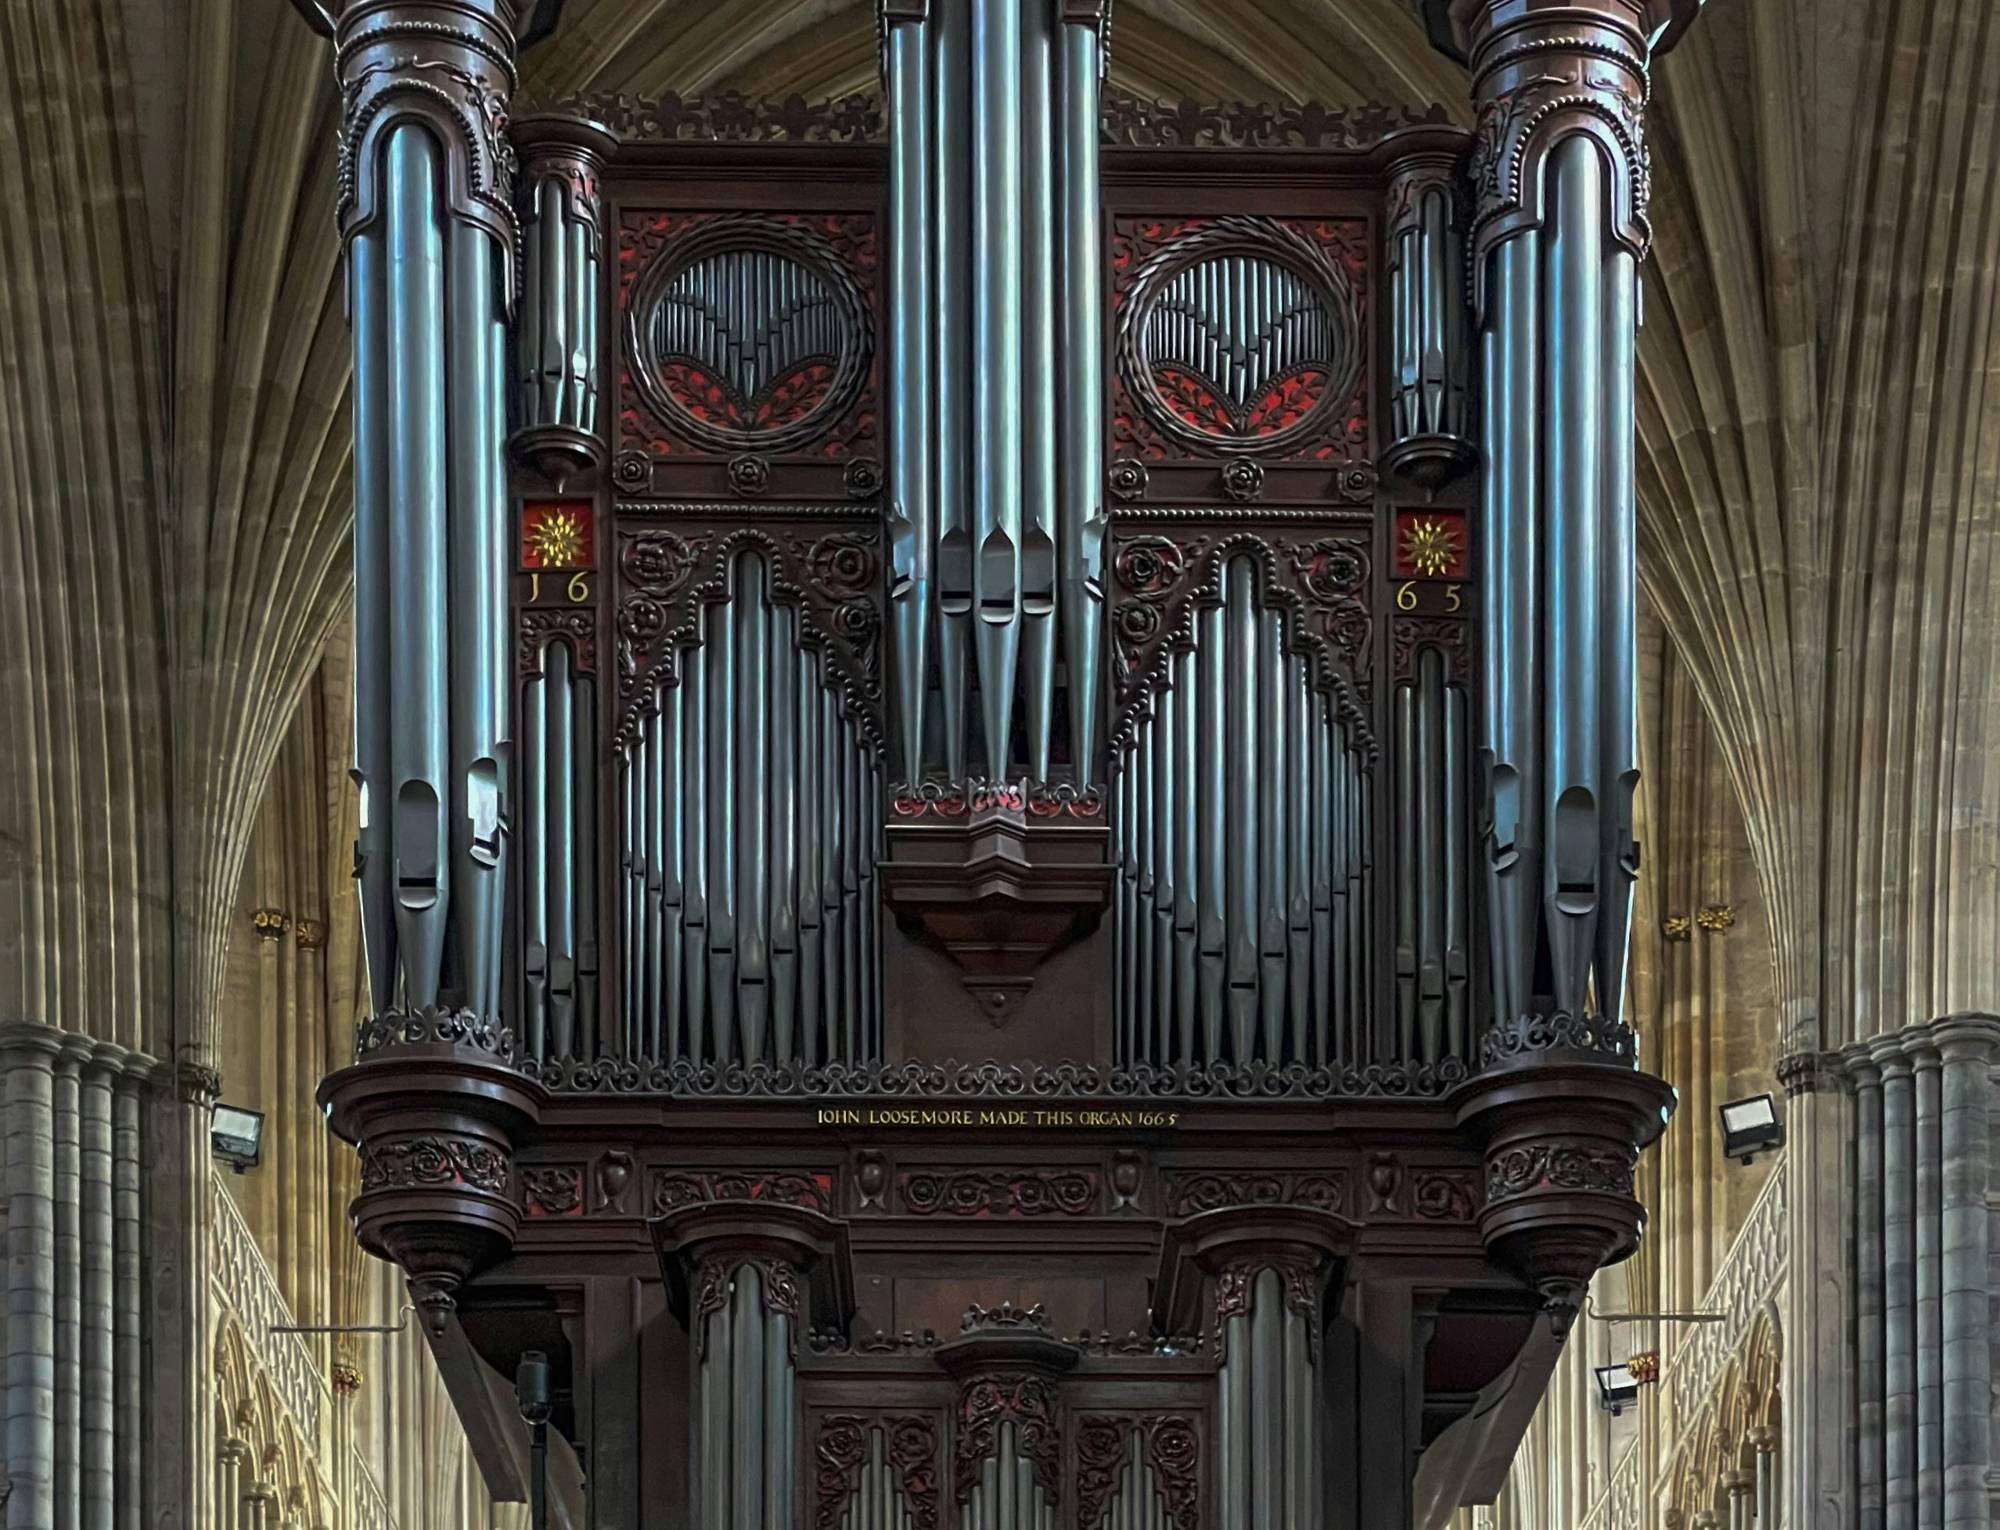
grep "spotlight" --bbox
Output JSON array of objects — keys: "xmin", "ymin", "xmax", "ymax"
[
  {"xmin": 210, "ymin": 1104, "xmax": 265, "ymax": 1173},
  {"xmin": 1594, "ymin": 1362, "xmax": 1641, "ymax": 1416},
  {"xmin": 1719, "ymin": 1094, "xmax": 1784, "ymax": 1165},
  {"xmin": 515, "ymin": 1351, "xmax": 552, "ymax": 1425}
]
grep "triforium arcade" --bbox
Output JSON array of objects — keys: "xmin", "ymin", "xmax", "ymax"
[{"xmin": 291, "ymin": 0, "xmax": 1702, "ymax": 1522}]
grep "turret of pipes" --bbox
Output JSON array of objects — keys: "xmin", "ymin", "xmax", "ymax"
[
  {"xmin": 513, "ymin": 117, "xmax": 612, "ymax": 1063},
  {"xmin": 881, "ymin": 0, "xmax": 1110, "ymax": 790},
  {"xmin": 320, "ymin": 0, "xmax": 550, "ymax": 1027},
  {"xmin": 1444, "ymin": 0, "xmax": 1665, "ymax": 1030}
]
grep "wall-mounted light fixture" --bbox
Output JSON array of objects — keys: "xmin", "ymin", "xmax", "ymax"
[
  {"xmin": 210, "ymin": 1104, "xmax": 266, "ymax": 1173},
  {"xmin": 1594, "ymin": 1362, "xmax": 1642, "ymax": 1416},
  {"xmin": 1719, "ymin": 1094, "xmax": 1784, "ymax": 1165}
]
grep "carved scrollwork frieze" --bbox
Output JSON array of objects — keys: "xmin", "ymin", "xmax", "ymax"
[
  {"xmin": 899, "ymin": 1169, "xmax": 1099, "ymax": 1218},
  {"xmin": 651, "ymin": 1169, "xmax": 836, "ymax": 1217},
  {"xmin": 1106, "ymin": 529, "xmax": 1375, "ymax": 759},
  {"xmin": 1484, "ymin": 1141, "xmax": 1637, "ymax": 1205},
  {"xmin": 1160, "ymin": 1169, "xmax": 1347, "ymax": 1219},
  {"xmin": 1101, "ymin": 95, "xmax": 1453, "ymax": 150},
  {"xmin": 359, "ymin": 1136, "xmax": 511, "ymax": 1197},
  {"xmin": 1479, "ymin": 1008, "xmax": 1638, "ymax": 1068},
  {"xmin": 354, "ymin": 1006, "xmax": 517, "ymax": 1062},
  {"xmin": 331, "ymin": 10, "xmax": 524, "ymax": 303},
  {"xmin": 1465, "ymin": 21, "xmax": 1654, "ymax": 292}
]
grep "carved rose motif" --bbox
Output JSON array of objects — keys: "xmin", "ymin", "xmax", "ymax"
[
  {"xmin": 728, "ymin": 453, "xmax": 771, "ymax": 496},
  {"xmin": 616, "ymin": 596, "xmax": 666, "ymax": 642},
  {"xmin": 359, "ymin": 1137, "xmax": 509, "ymax": 1196},
  {"xmin": 1486, "ymin": 1143, "xmax": 1636, "ymax": 1204},
  {"xmin": 1289, "ymin": 538, "xmax": 1367, "ymax": 600},
  {"xmin": 1112, "ymin": 536, "xmax": 1189, "ymax": 598},
  {"xmin": 1108, "ymin": 458, "xmax": 1150, "ymax": 501},
  {"xmin": 613, "ymin": 449, "xmax": 651, "ymax": 490},
  {"xmin": 1221, "ymin": 457, "xmax": 1265, "ymax": 502},
  {"xmin": 808, "ymin": 533, "xmax": 880, "ymax": 597},
  {"xmin": 521, "ymin": 1166, "xmax": 584, "ymax": 1216},
  {"xmin": 845, "ymin": 457, "xmax": 883, "ymax": 498}
]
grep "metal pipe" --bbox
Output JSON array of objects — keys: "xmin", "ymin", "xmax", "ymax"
[
  {"xmin": 1224, "ymin": 559, "xmax": 1259, "ymax": 1059},
  {"xmin": 770, "ymin": 611, "xmax": 801, "ymax": 1059},
  {"xmin": 1057, "ymin": 16, "xmax": 1105, "ymax": 782},
  {"xmin": 522, "ymin": 666, "xmax": 549, "ymax": 1059},
  {"xmin": 1256, "ymin": 607, "xmax": 1287, "ymax": 1060},
  {"xmin": 971, "ymin": 0, "xmax": 1024, "ymax": 778},
  {"xmin": 682, "ymin": 642, "xmax": 710, "ymax": 1060},
  {"xmin": 350, "ymin": 223, "xmax": 396, "ymax": 1014},
  {"xmin": 385, "ymin": 124, "xmax": 450, "ymax": 1007},
  {"xmin": 1597, "ymin": 242, "xmax": 1640, "ymax": 1030},
  {"xmin": 1542, "ymin": 135, "xmax": 1604, "ymax": 1015},
  {"xmin": 887, "ymin": 13, "xmax": 934, "ymax": 784},
  {"xmin": 1018, "ymin": 0, "xmax": 1059, "ymax": 781},
  {"xmin": 738, "ymin": 561, "xmax": 772, "ymax": 1059},
  {"xmin": 1172, "ymin": 649, "xmax": 1198, "ymax": 1061},
  {"xmin": 797, "ymin": 654, "xmax": 823, "ymax": 1065},
  {"xmin": 706, "ymin": 589, "xmax": 739, "ymax": 1057},
  {"xmin": 1197, "ymin": 602, "xmax": 1227, "ymax": 1055},
  {"xmin": 1152, "ymin": 686, "xmax": 1177, "ymax": 1063},
  {"xmin": 1251, "ymin": 1269, "xmax": 1282, "ymax": 1530},
  {"xmin": 1416, "ymin": 650, "xmax": 1446, "ymax": 1061},
  {"xmin": 1479, "ymin": 228, "xmax": 1541, "ymax": 1029},
  {"xmin": 546, "ymin": 643, "xmax": 576, "ymax": 1058}
]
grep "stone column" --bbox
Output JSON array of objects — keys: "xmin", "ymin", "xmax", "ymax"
[
  {"xmin": 1932, "ymin": 1013, "xmax": 1999, "ymax": 1530},
  {"xmin": 1748, "ymin": 1427, "xmax": 1775, "ymax": 1525},
  {"xmin": 78, "ymin": 1056, "xmax": 117, "ymax": 1530},
  {"xmin": 53, "ymin": 1043, "xmax": 82, "ymax": 1530},
  {"xmin": 1775, "ymin": 1046, "xmax": 1853, "ymax": 1530},
  {"xmin": 217, "ymin": 1433, "xmax": 248, "ymax": 1530},
  {"xmin": 1871, "ymin": 1033, "xmax": 1917, "ymax": 1529},
  {"xmin": 1722, "ymin": 1468, "xmax": 1753, "ymax": 1530},
  {"xmin": 4, "ymin": 1025, "xmax": 60, "ymax": 1528},
  {"xmin": 111, "ymin": 1071, "xmax": 144, "ymax": 1530},
  {"xmin": 1905, "ymin": 1028, "xmax": 1944, "ymax": 1528},
  {"xmin": 1846, "ymin": 1042, "xmax": 1886, "ymax": 1518}
]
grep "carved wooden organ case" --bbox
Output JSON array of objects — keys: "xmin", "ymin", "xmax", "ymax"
[{"xmin": 313, "ymin": 0, "xmax": 1692, "ymax": 1522}]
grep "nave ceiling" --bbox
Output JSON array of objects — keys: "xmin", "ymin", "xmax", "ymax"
[{"xmin": 4, "ymin": 0, "xmax": 1996, "ymax": 1079}]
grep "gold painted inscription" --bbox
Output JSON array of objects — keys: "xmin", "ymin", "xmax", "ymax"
[{"xmin": 813, "ymin": 1106, "xmax": 1179, "ymax": 1129}]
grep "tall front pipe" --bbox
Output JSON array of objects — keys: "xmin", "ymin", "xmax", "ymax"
[
  {"xmin": 884, "ymin": 2, "xmax": 934, "ymax": 784},
  {"xmin": 1425, "ymin": 0, "xmax": 1693, "ymax": 1031},
  {"xmin": 971, "ymin": 0, "xmax": 1024, "ymax": 779}
]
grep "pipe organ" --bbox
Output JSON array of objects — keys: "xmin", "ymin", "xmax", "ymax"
[{"xmin": 299, "ymin": 0, "xmax": 1702, "ymax": 1522}]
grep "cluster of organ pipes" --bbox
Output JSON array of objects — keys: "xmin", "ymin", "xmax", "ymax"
[
  {"xmin": 648, "ymin": 251, "xmax": 841, "ymax": 415},
  {"xmin": 831, "ymin": 1430, "xmax": 926, "ymax": 1530},
  {"xmin": 1088, "ymin": 1434, "xmax": 1181, "ymax": 1530},
  {"xmin": 961, "ymin": 1425, "xmax": 1060, "ymax": 1530},
  {"xmin": 1144, "ymin": 258, "xmax": 1338, "ymax": 433},
  {"xmin": 614, "ymin": 554, "xmax": 882, "ymax": 1067},
  {"xmin": 350, "ymin": 119, "xmax": 512, "ymax": 1025},
  {"xmin": 693, "ymin": 1264, "xmax": 799, "ymax": 1528},
  {"xmin": 1213, "ymin": 1269, "xmax": 1322, "ymax": 1526},
  {"xmin": 882, "ymin": 0, "xmax": 1107, "ymax": 788},
  {"xmin": 1112, "ymin": 559, "xmax": 1375, "ymax": 1067}
]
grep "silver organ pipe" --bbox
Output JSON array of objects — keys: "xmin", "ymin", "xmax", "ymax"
[
  {"xmin": 1393, "ymin": 646, "xmax": 1472, "ymax": 1065},
  {"xmin": 520, "ymin": 640, "xmax": 598, "ymax": 1060},
  {"xmin": 884, "ymin": 0, "xmax": 1109, "ymax": 791},
  {"xmin": 614, "ymin": 559, "xmax": 881, "ymax": 1068},
  {"xmin": 1113, "ymin": 561, "xmax": 1373, "ymax": 1067},
  {"xmin": 692, "ymin": 1263, "xmax": 798, "ymax": 1530}
]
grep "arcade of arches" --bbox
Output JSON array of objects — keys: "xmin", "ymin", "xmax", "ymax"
[{"xmin": 1, "ymin": 0, "xmax": 1997, "ymax": 1526}]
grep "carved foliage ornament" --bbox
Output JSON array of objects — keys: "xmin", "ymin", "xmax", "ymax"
[
  {"xmin": 692, "ymin": 1256, "xmax": 804, "ymax": 1358},
  {"xmin": 520, "ymin": 1165, "xmax": 584, "ymax": 1216},
  {"xmin": 1076, "ymin": 1415, "xmax": 1200, "ymax": 1530},
  {"xmin": 612, "ymin": 525, "xmax": 883, "ymax": 751},
  {"xmin": 1160, "ymin": 1169, "xmax": 1346, "ymax": 1219},
  {"xmin": 955, "ymin": 1373, "xmax": 1063, "ymax": 1506},
  {"xmin": 333, "ymin": 15, "xmax": 522, "ymax": 302},
  {"xmin": 815, "ymin": 1415, "xmax": 940, "ymax": 1530},
  {"xmin": 1480, "ymin": 1008, "xmax": 1637, "ymax": 1067},
  {"xmin": 1466, "ymin": 26, "xmax": 1653, "ymax": 290},
  {"xmin": 517, "ymin": 1052, "xmax": 1471, "ymax": 1099},
  {"xmin": 1102, "ymin": 95, "xmax": 1452, "ymax": 150},
  {"xmin": 1107, "ymin": 530, "xmax": 1373, "ymax": 759}
]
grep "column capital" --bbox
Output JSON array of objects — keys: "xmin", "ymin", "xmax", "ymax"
[
  {"xmin": 1152, "ymin": 1203, "xmax": 1358, "ymax": 1341},
  {"xmin": 1865, "ymin": 1029, "xmax": 1914, "ymax": 1077},
  {"xmin": 1929, "ymin": 1009, "xmax": 2000, "ymax": 1064},
  {"xmin": 652, "ymin": 1200, "xmax": 856, "ymax": 1339}
]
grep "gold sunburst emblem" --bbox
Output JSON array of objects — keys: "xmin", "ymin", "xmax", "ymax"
[
  {"xmin": 530, "ymin": 508, "xmax": 585, "ymax": 568},
  {"xmin": 1401, "ymin": 515, "xmax": 1460, "ymax": 578}
]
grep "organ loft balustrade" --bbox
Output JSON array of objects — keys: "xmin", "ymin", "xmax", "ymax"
[{"xmin": 288, "ymin": 0, "xmax": 1704, "ymax": 1521}]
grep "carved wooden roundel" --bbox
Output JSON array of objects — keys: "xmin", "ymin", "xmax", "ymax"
[
  {"xmin": 1116, "ymin": 215, "xmax": 1363, "ymax": 456},
  {"xmin": 625, "ymin": 216, "xmax": 873, "ymax": 454}
]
